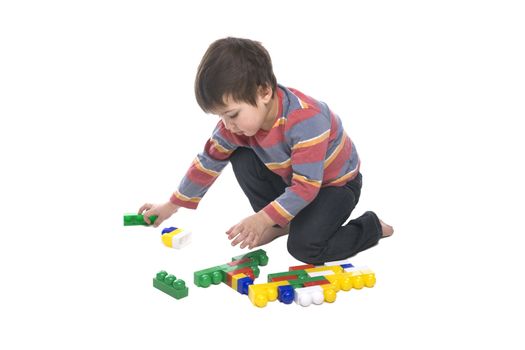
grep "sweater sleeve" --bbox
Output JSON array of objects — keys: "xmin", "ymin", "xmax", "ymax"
[
  {"xmin": 262, "ymin": 111, "xmax": 331, "ymax": 227},
  {"xmin": 170, "ymin": 122, "xmax": 238, "ymax": 209}
]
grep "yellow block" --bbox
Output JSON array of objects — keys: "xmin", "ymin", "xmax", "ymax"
[
  {"xmin": 248, "ymin": 281, "xmax": 289, "ymax": 308},
  {"xmin": 231, "ymin": 273, "xmax": 247, "ymax": 292},
  {"xmin": 321, "ymin": 284, "xmax": 337, "ymax": 303},
  {"xmin": 358, "ymin": 267, "xmax": 376, "ymax": 288},
  {"xmin": 325, "ymin": 270, "xmax": 365, "ymax": 291},
  {"xmin": 161, "ymin": 228, "xmax": 183, "ymax": 248}
]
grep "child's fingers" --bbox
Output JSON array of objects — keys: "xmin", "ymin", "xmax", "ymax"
[
  {"xmin": 138, "ymin": 203, "xmax": 152, "ymax": 214},
  {"xmin": 240, "ymin": 233, "xmax": 254, "ymax": 249},
  {"xmin": 153, "ymin": 217, "xmax": 163, "ymax": 228},
  {"xmin": 231, "ymin": 231, "xmax": 248, "ymax": 246},
  {"xmin": 227, "ymin": 225, "xmax": 242, "ymax": 240}
]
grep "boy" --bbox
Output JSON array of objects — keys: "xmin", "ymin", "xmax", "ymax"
[{"xmin": 139, "ymin": 37, "xmax": 393, "ymax": 265}]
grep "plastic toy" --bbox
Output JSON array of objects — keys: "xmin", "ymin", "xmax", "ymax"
[
  {"xmin": 123, "ymin": 213, "xmax": 158, "ymax": 226},
  {"xmin": 161, "ymin": 227, "xmax": 192, "ymax": 249},
  {"xmin": 153, "ymin": 271, "xmax": 188, "ymax": 299}
]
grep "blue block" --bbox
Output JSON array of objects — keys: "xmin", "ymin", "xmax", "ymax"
[
  {"xmin": 237, "ymin": 277, "xmax": 253, "ymax": 295},
  {"xmin": 341, "ymin": 263, "xmax": 354, "ymax": 269},
  {"xmin": 161, "ymin": 227, "xmax": 178, "ymax": 235},
  {"xmin": 278, "ymin": 285, "xmax": 294, "ymax": 304}
]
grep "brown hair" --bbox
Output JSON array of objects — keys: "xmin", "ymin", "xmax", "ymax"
[{"xmin": 195, "ymin": 37, "xmax": 277, "ymax": 113}]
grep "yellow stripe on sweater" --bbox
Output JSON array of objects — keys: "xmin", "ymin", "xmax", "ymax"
[
  {"xmin": 210, "ymin": 138, "xmax": 234, "ymax": 155},
  {"xmin": 292, "ymin": 130, "xmax": 330, "ymax": 150},
  {"xmin": 173, "ymin": 191, "xmax": 201, "ymax": 204},
  {"xmin": 193, "ymin": 158, "xmax": 220, "ymax": 177},
  {"xmin": 324, "ymin": 135, "xmax": 347, "ymax": 168},
  {"xmin": 271, "ymin": 201, "xmax": 293, "ymax": 221},
  {"xmin": 266, "ymin": 158, "xmax": 291, "ymax": 170},
  {"xmin": 292, "ymin": 173, "xmax": 322, "ymax": 188}
]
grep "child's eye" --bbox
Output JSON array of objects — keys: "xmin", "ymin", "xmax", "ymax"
[{"xmin": 229, "ymin": 113, "xmax": 238, "ymax": 119}]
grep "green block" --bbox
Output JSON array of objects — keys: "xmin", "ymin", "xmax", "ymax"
[
  {"xmin": 287, "ymin": 275, "xmax": 328, "ymax": 288},
  {"xmin": 123, "ymin": 214, "xmax": 158, "ymax": 226},
  {"xmin": 231, "ymin": 249, "xmax": 269, "ymax": 266},
  {"xmin": 267, "ymin": 269, "xmax": 308, "ymax": 282},
  {"xmin": 153, "ymin": 271, "xmax": 188, "ymax": 299},
  {"xmin": 193, "ymin": 266, "xmax": 225, "ymax": 288}
]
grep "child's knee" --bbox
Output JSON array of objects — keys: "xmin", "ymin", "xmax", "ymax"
[{"xmin": 286, "ymin": 233, "xmax": 323, "ymax": 265}]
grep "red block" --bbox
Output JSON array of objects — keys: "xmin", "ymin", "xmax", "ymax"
[
  {"xmin": 226, "ymin": 267, "xmax": 256, "ymax": 286},
  {"xmin": 289, "ymin": 264, "xmax": 315, "ymax": 271},
  {"xmin": 270, "ymin": 275, "xmax": 299, "ymax": 282},
  {"xmin": 304, "ymin": 279, "xmax": 330, "ymax": 287}
]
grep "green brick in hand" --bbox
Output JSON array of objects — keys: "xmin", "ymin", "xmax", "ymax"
[{"xmin": 123, "ymin": 214, "xmax": 158, "ymax": 226}]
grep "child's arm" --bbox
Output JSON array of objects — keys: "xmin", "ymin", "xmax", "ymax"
[
  {"xmin": 169, "ymin": 122, "xmax": 239, "ymax": 209},
  {"xmin": 139, "ymin": 122, "xmax": 240, "ymax": 227}
]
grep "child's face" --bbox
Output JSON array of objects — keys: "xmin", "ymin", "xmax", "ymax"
[{"xmin": 213, "ymin": 87, "xmax": 277, "ymax": 137}]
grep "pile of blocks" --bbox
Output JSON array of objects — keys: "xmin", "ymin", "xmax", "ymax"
[{"xmin": 191, "ymin": 249, "xmax": 375, "ymax": 308}]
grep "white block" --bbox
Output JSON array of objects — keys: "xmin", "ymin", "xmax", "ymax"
[
  {"xmin": 294, "ymin": 286, "xmax": 324, "ymax": 307},
  {"xmin": 171, "ymin": 230, "xmax": 192, "ymax": 249}
]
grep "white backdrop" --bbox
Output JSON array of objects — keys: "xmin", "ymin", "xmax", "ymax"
[{"xmin": 1, "ymin": 1, "xmax": 524, "ymax": 348}]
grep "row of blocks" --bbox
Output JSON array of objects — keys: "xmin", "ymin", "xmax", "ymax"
[{"xmin": 249, "ymin": 262, "xmax": 375, "ymax": 307}]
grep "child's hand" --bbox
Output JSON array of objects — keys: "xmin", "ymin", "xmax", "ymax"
[
  {"xmin": 226, "ymin": 211, "xmax": 275, "ymax": 249},
  {"xmin": 138, "ymin": 201, "xmax": 180, "ymax": 228}
]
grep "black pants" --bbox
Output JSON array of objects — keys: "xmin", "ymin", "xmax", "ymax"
[{"xmin": 230, "ymin": 147, "xmax": 382, "ymax": 265}]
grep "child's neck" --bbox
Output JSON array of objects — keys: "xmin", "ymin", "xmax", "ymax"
[{"xmin": 261, "ymin": 95, "xmax": 279, "ymax": 131}]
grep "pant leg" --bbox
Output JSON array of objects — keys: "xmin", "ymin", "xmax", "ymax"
[
  {"xmin": 230, "ymin": 147, "xmax": 287, "ymax": 212},
  {"xmin": 287, "ymin": 173, "xmax": 382, "ymax": 264}
]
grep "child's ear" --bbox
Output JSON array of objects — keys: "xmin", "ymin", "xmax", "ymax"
[{"xmin": 257, "ymin": 85, "xmax": 273, "ymax": 104}]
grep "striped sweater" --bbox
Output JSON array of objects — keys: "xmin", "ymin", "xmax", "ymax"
[{"xmin": 170, "ymin": 85, "xmax": 360, "ymax": 227}]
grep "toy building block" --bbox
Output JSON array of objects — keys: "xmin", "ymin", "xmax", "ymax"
[
  {"xmin": 324, "ymin": 259, "xmax": 354, "ymax": 269},
  {"xmin": 277, "ymin": 285, "xmax": 295, "ymax": 304},
  {"xmin": 303, "ymin": 279, "xmax": 331, "ymax": 287},
  {"xmin": 294, "ymin": 285, "xmax": 325, "ymax": 307},
  {"xmin": 226, "ymin": 267, "xmax": 256, "ymax": 286},
  {"xmin": 237, "ymin": 276, "xmax": 254, "ymax": 295},
  {"xmin": 161, "ymin": 227, "xmax": 192, "ymax": 249},
  {"xmin": 123, "ymin": 213, "xmax": 158, "ymax": 226},
  {"xmin": 229, "ymin": 273, "xmax": 254, "ymax": 295},
  {"xmin": 350, "ymin": 266, "xmax": 376, "ymax": 288},
  {"xmin": 153, "ymin": 271, "xmax": 188, "ymax": 299},
  {"xmin": 287, "ymin": 275, "xmax": 329, "ymax": 289},
  {"xmin": 289, "ymin": 264, "xmax": 315, "ymax": 271},
  {"xmin": 320, "ymin": 284, "xmax": 337, "ymax": 303},
  {"xmin": 248, "ymin": 280, "xmax": 290, "ymax": 308},
  {"xmin": 287, "ymin": 275, "xmax": 337, "ymax": 305},
  {"xmin": 267, "ymin": 269, "xmax": 308, "ymax": 282},
  {"xmin": 231, "ymin": 249, "xmax": 269, "ymax": 266},
  {"xmin": 194, "ymin": 249, "xmax": 268, "ymax": 288},
  {"xmin": 342, "ymin": 267, "xmax": 366, "ymax": 289}
]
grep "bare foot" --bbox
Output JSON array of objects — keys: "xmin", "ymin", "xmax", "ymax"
[
  {"xmin": 255, "ymin": 224, "xmax": 290, "ymax": 247},
  {"xmin": 379, "ymin": 219, "xmax": 394, "ymax": 238}
]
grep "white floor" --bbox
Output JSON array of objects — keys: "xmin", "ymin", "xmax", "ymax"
[{"xmin": 1, "ymin": 1, "xmax": 524, "ymax": 349}]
